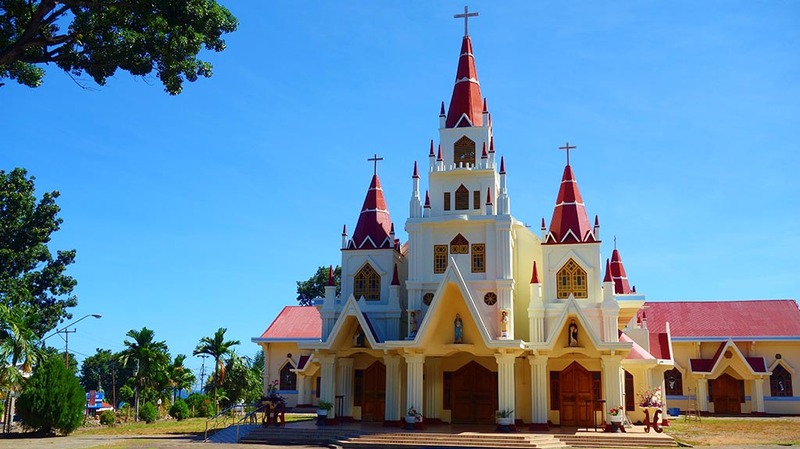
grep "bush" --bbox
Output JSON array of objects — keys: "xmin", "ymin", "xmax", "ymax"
[
  {"xmin": 139, "ymin": 402, "xmax": 158, "ymax": 423},
  {"xmin": 185, "ymin": 393, "xmax": 216, "ymax": 418},
  {"xmin": 169, "ymin": 399, "xmax": 190, "ymax": 421},
  {"xmin": 99, "ymin": 410, "xmax": 116, "ymax": 426},
  {"xmin": 16, "ymin": 356, "xmax": 86, "ymax": 435}
]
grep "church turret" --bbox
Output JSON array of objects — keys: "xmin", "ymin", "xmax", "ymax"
[
  {"xmin": 445, "ymin": 35, "xmax": 483, "ymax": 128},
  {"xmin": 410, "ymin": 161, "xmax": 421, "ymax": 218},
  {"xmin": 601, "ymin": 258, "xmax": 620, "ymax": 342},
  {"xmin": 485, "ymin": 187, "xmax": 493, "ymax": 215},
  {"xmin": 423, "ymin": 191, "xmax": 430, "ymax": 217},
  {"xmin": 349, "ymin": 170, "xmax": 395, "ymax": 250},
  {"xmin": 610, "ymin": 247, "xmax": 633, "ymax": 294},
  {"xmin": 389, "ymin": 263, "xmax": 400, "ymax": 308},
  {"xmin": 439, "ymin": 102, "xmax": 446, "ymax": 128},
  {"xmin": 498, "ymin": 156, "xmax": 510, "ymax": 215},
  {"xmin": 489, "ymin": 137, "xmax": 496, "ymax": 169},
  {"xmin": 544, "ymin": 145, "xmax": 597, "ymax": 244},
  {"xmin": 428, "ymin": 140, "xmax": 435, "ymax": 171},
  {"xmin": 528, "ymin": 261, "xmax": 545, "ymax": 343},
  {"xmin": 341, "ymin": 225, "xmax": 348, "ymax": 249}
]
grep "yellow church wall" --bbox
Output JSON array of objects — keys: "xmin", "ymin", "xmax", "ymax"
[
  {"xmin": 259, "ymin": 341, "xmax": 308, "ymax": 407},
  {"xmin": 512, "ymin": 223, "xmax": 542, "ymax": 341}
]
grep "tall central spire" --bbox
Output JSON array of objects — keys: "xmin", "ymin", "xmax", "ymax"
[{"xmin": 445, "ymin": 9, "xmax": 484, "ymax": 129}]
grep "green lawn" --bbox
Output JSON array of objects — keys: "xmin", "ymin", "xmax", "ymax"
[
  {"xmin": 74, "ymin": 413, "xmax": 317, "ymax": 437},
  {"xmin": 664, "ymin": 417, "xmax": 800, "ymax": 446}
]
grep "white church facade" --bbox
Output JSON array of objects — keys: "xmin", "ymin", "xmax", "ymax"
[{"xmin": 253, "ymin": 16, "xmax": 800, "ymax": 427}]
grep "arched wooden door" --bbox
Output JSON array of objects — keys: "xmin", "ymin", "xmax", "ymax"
[
  {"xmin": 451, "ymin": 361, "xmax": 497, "ymax": 424},
  {"xmin": 711, "ymin": 373, "xmax": 742, "ymax": 414},
  {"xmin": 361, "ymin": 361, "xmax": 385, "ymax": 422},
  {"xmin": 559, "ymin": 361, "xmax": 593, "ymax": 426}
]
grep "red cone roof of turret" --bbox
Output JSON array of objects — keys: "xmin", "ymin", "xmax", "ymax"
[
  {"xmin": 610, "ymin": 248, "xmax": 633, "ymax": 294},
  {"xmin": 326, "ymin": 265, "xmax": 336, "ymax": 287},
  {"xmin": 500, "ymin": 156, "xmax": 506, "ymax": 174},
  {"xmin": 437, "ymin": 145, "xmax": 443, "ymax": 161},
  {"xmin": 481, "ymin": 143, "xmax": 488, "ymax": 159},
  {"xmin": 412, "ymin": 161, "xmax": 419, "ymax": 179},
  {"xmin": 446, "ymin": 36, "xmax": 484, "ymax": 128},
  {"xmin": 485, "ymin": 187, "xmax": 492, "ymax": 205},
  {"xmin": 603, "ymin": 259, "xmax": 612, "ymax": 283},
  {"xmin": 530, "ymin": 261, "xmax": 540, "ymax": 284},
  {"xmin": 350, "ymin": 174, "xmax": 395, "ymax": 250},
  {"xmin": 489, "ymin": 137, "xmax": 495, "ymax": 153},
  {"xmin": 342, "ymin": 224, "xmax": 347, "ymax": 235},
  {"xmin": 391, "ymin": 264, "xmax": 400, "ymax": 286},
  {"xmin": 429, "ymin": 140, "xmax": 435, "ymax": 157},
  {"xmin": 424, "ymin": 191, "xmax": 431, "ymax": 208},
  {"xmin": 545, "ymin": 164, "xmax": 595, "ymax": 244},
  {"xmin": 439, "ymin": 101, "xmax": 446, "ymax": 116}
]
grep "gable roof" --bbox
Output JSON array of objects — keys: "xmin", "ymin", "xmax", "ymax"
[
  {"xmin": 253, "ymin": 306, "xmax": 321, "ymax": 341},
  {"xmin": 644, "ymin": 300, "xmax": 800, "ymax": 339}
]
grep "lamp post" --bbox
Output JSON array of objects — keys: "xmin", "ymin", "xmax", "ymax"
[{"xmin": 43, "ymin": 314, "xmax": 102, "ymax": 368}]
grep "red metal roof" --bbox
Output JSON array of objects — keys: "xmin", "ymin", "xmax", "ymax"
[
  {"xmin": 257, "ymin": 306, "xmax": 321, "ymax": 340},
  {"xmin": 349, "ymin": 174, "xmax": 395, "ymax": 250},
  {"xmin": 610, "ymin": 249, "xmax": 632, "ymax": 294},
  {"xmin": 545, "ymin": 165, "xmax": 595, "ymax": 244},
  {"xmin": 620, "ymin": 332, "xmax": 656, "ymax": 360},
  {"xmin": 649, "ymin": 332, "xmax": 672, "ymax": 360},
  {"xmin": 445, "ymin": 36, "xmax": 484, "ymax": 128},
  {"xmin": 644, "ymin": 300, "xmax": 800, "ymax": 338}
]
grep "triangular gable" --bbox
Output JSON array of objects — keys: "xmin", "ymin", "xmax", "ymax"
[
  {"xmin": 301, "ymin": 295, "xmax": 382, "ymax": 351},
  {"xmin": 541, "ymin": 295, "xmax": 608, "ymax": 351},
  {"xmin": 346, "ymin": 255, "xmax": 389, "ymax": 278},
  {"xmin": 549, "ymin": 249, "xmax": 592, "ymax": 275},
  {"xmin": 454, "ymin": 113, "xmax": 473, "ymax": 128},
  {"xmin": 690, "ymin": 339, "xmax": 769, "ymax": 377}
]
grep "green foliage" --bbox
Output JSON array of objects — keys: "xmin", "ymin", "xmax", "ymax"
[
  {"xmin": 119, "ymin": 385, "xmax": 134, "ymax": 403},
  {"xmin": 118, "ymin": 327, "xmax": 170, "ymax": 414},
  {"xmin": 0, "ymin": 1, "xmax": 238, "ymax": 94},
  {"xmin": 0, "ymin": 168, "xmax": 77, "ymax": 337},
  {"xmin": 296, "ymin": 265, "xmax": 341, "ymax": 306},
  {"xmin": 168, "ymin": 398, "xmax": 190, "ymax": 421},
  {"xmin": 99, "ymin": 410, "xmax": 116, "ymax": 426},
  {"xmin": 80, "ymin": 348, "xmax": 135, "ymax": 407},
  {"xmin": 193, "ymin": 328, "xmax": 239, "ymax": 404},
  {"xmin": 16, "ymin": 356, "xmax": 85, "ymax": 435},
  {"xmin": 138, "ymin": 401, "xmax": 158, "ymax": 423},
  {"xmin": 185, "ymin": 393, "xmax": 216, "ymax": 418},
  {"xmin": 219, "ymin": 352, "xmax": 261, "ymax": 408},
  {"xmin": 169, "ymin": 354, "xmax": 196, "ymax": 403}
]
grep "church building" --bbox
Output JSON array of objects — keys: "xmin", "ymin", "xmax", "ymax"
[{"xmin": 253, "ymin": 13, "xmax": 800, "ymax": 427}]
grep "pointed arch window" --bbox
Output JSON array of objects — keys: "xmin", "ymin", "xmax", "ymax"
[
  {"xmin": 450, "ymin": 233, "xmax": 469, "ymax": 254},
  {"xmin": 664, "ymin": 368, "xmax": 683, "ymax": 396},
  {"xmin": 455, "ymin": 185, "xmax": 470, "ymax": 210},
  {"xmin": 454, "ymin": 136, "xmax": 476, "ymax": 166},
  {"xmin": 280, "ymin": 361, "xmax": 297, "ymax": 391},
  {"xmin": 770, "ymin": 364, "xmax": 793, "ymax": 397},
  {"xmin": 354, "ymin": 264, "xmax": 381, "ymax": 300},
  {"xmin": 556, "ymin": 258, "xmax": 588, "ymax": 299}
]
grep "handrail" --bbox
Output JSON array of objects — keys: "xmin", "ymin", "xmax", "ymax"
[
  {"xmin": 204, "ymin": 403, "xmax": 259, "ymax": 442},
  {"xmin": 235, "ymin": 404, "xmax": 267, "ymax": 443}
]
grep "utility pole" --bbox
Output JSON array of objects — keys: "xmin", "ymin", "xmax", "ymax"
[
  {"xmin": 58, "ymin": 328, "xmax": 77, "ymax": 369},
  {"xmin": 199, "ymin": 355, "xmax": 209, "ymax": 393}
]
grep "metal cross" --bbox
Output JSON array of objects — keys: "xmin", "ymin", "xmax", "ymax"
[
  {"xmin": 454, "ymin": 5, "xmax": 479, "ymax": 37},
  {"xmin": 368, "ymin": 153, "xmax": 384, "ymax": 175},
  {"xmin": 559, "ymin": 142, "xmax": 576, "ymax": 165}
]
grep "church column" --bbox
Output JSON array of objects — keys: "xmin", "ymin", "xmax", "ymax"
[
  {"xmin": 336, "ymin": 358, "xmax": 354, "ymax": 418},
  {"xmin": 424, "ymin": 357, "xmax": 442, "ymax": 420},
  {"xmin": 696, "ymin": 377, "xmax": 709, "ymax": 413},
  {"xmin": 319, "ymin": 355, "xmax": 337, "ymax": 418},
  {"xmin": 752, "ymin": 377, "xmax": 765, "ymax": 414},
  {"xmin": 262, "ymin": 344, "xmax": 270, "ymax": 396},
  {"xmin": 384, "ymin": 355, "xmax": 402, "ymax": 422},
  {"xmin": 601, "ymin": 356, "xmax": 623, "ymax": 425},
  {"xmin": 495, "ymin": 353, "xmax": 516, "ymax": 419},
  {"xmin": 296, "ymin": 374, "xmax": 307, "ymax": 406},
  {"xmin": 527, "ymin": 356, "xmax": 548, "ymax": 427},
  {"xmin": 405, "ymin": 354, "xmax": 426, "ymax": 417}
]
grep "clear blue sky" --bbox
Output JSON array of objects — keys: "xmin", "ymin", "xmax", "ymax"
[{"xmin": 2, "ymin": 1, "xmax": 798, "ymax": 386}]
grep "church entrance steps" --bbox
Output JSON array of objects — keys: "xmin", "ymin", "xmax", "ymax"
[
  {"xmin": 556, "ymin": 433, "xmax": 677, "ymax": 448},
  {"xmin": 338, "ymin": 433, "xmax": 566, "ymax": 449},
  {"xmin": 239, "ymin": 426, "xmax": 363, "ymax": 445}
]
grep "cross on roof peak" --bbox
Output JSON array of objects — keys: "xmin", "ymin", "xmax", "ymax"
[
  {"xmin": 454, "ymin": 5, "xmax": 479, "ymax": 37},
  {"xmin": 559, "ymin": 142, "xmax": 576, "ymax": 165},
  {"xmin": 368, "ymin": 154, "xmax": 384, "ymax": 176}
]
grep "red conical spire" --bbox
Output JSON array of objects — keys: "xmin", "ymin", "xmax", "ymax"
[
  {"xmin": 483, "ymin": 98, "xmax": 488, "ymax": 113},
  {"xmin": 485, "ymin": 187, "xmax": 492, "ymax": 205},
  {"xmin": 489, "ymin": 137, "xmax": 495, "ymax": 153},
  {"xmin": 351, "ymin": 174, "xmax": 395, "ymax": 249},
  {"xmin": 546, "ymin": 164, "xmax": 594, "ymax": 244},
  {"xmin": 445, "ymin": 36, "xmax": 484, "ymax": 128},
  {"xmin": 412, "ymin": 161, "xmax": 419, "ymax": 178},
  {"xmin": 481, "ymin": 142, "xmax": 488, "ymax": 159},
  {"xmin": 429, "ymin": 140, "xmax": 435, "ymax": 157},
  {"xmin": 391, "ymin": 263, "xmax": 400, "ymax": 286},
  {"xmin": 326, "ymin": 265, "xmax": 336, "ymax": 287},
  {"xmin": 603, "ymin": 258, "xmax": 612, "ymax": 283},
  {"xmin": 500, "ymin": 156, "xmax": 506, "ymax": 174},
  {"xmin": 610, "ymin": 248, "xmax": 632, "ymax": 294},
  {"xmin": 530, "ymin": 261, "xmax": 540, "ymax": 284},
  {"xmin": 437, "ymin": 145, "xmax": 443, "ymax": 161},
  {"xmin": 439, "ymin": 101, "xmax": 446, "ymax": 116},
  {"xmin": 424, "ymin": 191, "xmax": 431, "ymax": 208}
]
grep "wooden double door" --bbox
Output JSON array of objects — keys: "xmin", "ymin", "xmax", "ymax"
[
  {"xmin": 361, "ymin": 361, "xmax": 385, "ymax": 422},
  {"xmin": 451, "ymin": 361, "xmax": 498, "ymax": 424},
  {"xmin": 559, "ymin": 362, "xmax": 594, "ymax": 426},
  {"xmin": 711, "ymin": 373, "xmax": 742, "ymax": 414}
]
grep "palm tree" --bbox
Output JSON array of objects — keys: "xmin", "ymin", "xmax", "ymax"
[
  {"xmin": 0, "ymin": 304, "xmax": 43, "ymax": 433},
  {"xmin": 118, "ymin": 327, "xmax": 169, "ymax": 420},
  {"xmin": 193, "ymin": 328, "xmax": 239, "ymax": 406},
  {"xmin": 169, "ymin": 354, "xmax": 196, "ymax": 403}
]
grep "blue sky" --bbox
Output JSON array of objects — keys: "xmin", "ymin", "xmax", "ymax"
[{"xmin": 2, "ymin": 1, "xmax": 798, "ymax": 385}]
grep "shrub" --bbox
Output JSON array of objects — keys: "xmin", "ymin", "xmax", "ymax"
[
  {"xmin": 16, "ymin": 356, "xmax": 86, "ymax": 435},
  {"xmin": 99, "ymin": 410, "xmax": 116, "ymax": 426},
  {"xmin": 169, "ymin": 399, "xmax": 190, "ymax": 421},
  {"xmin": 185, "ymin": 393, "xmax": 216, "ymax": 418},
  {"xmin": 139, "ymin": 402, "xmax": 158, "ymax": 423}
]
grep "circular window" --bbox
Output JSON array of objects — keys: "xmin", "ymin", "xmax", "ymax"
[
  {"xmin": 423, "ymin": 293, "xmax": 434, "ymax": 306},
  {"xmin": 776, "ymin": 353, "xmax": 782, "ymax": 360},
  {"xmin": 724, "ymin": 350, "xmax": 733, "ymax": 359},
  {"xmin": 484, "ymin": 292, "xmax": 497, "ymax": 306}
]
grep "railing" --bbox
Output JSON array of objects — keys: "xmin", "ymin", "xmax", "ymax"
[
  {"xmin": 235, "ymin": 404, "xmax": 266, "ymax": 443},
  {"xmin": 204, "ymin": 403, "xmax": 262, "ymax": 442}
]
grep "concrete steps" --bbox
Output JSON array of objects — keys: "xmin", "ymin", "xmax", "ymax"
[
  {"xmin": 556, "ymin": 433, "xmax": 676, "ymax": 448},
  {"xmin": 239, "ymin": 426, "xmax": 363, "ymax": 445},
  {"xmin": 339, "ymin": 432, "xmax": 566, "ymax": 449}
]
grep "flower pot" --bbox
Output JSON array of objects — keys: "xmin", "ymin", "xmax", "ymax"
[
  {"xmin": 404, "ymin": 415, "xmax": 418, "ymax": 430},
  {"xmin": 496, "ymin": 417, "xmax": 513, "ymax": 433},
  {"xmin": 609, "ymin": 415, "xmax": 623, "ymax": 423},
  {"xmin": 316, "ymin": 409, "xmax": 328, "ymax": 426}
]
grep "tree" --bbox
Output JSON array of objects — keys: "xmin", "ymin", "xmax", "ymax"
[
  {"xmin": 0, "ymin": 0, "xmax": 238, "ymax": 94},
  {"xmin": 169, "ymin": 354, "xmax": 196, "ymax": 403},
  {"xmin": 296, "ymin": 265, "xmax": 341, "ymax": 306},
  {"xmin": 79, "ymin": 348, "xmax": 135, "ymax": 408},
  {"xmin": 0, "ymin": 303, "xmax": 44, "ymax": 433},
  {"xmin": 0, "ymin": 168, "xmax": 77, "ymax": 338},
  {"xmin": 16, "ymin": 355, "xmax": 85, "ymax": 435},
  {"xmin": 118, "ymin": 327, "xmax": 169, "ymax": 420},
  {"xmin": 218, "ymin": 351, "xmax": 260, "ymax": 408},
  {"xmin": 193, "ymin": 327, "xmax": 238, "ymax": 406}
]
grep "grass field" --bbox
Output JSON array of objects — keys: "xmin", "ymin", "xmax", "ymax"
[
  {"xmin": 73, "ymin": 413, "xmax": 317, "ymax": 437},
  {"xmin": 663, "ymin": 416, "xmax": 800, "ymax": 446}
]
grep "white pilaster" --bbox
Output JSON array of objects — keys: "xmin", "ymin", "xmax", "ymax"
[
  {"xmin": 527, "ymin": 356, "xmax": 548, "ymax": 425},
  {"xmin": 752, "ymin": 377, "xmax": 765, "ymax": 413},
  {"xmin": 496, "ymin": 353, "xmax": 517, "ymax": 418},
  {"xmin": 405, "ymin": 354, "xmax": 425, "ymax": 417},
  {"xmin": 337, "ymin": 358, "xmax": 354, "ymax": 417},
  {"xmin": 296, "ymin": 374, "xmax": 307, "ymax": 406},
  {"xmin": 601, "ymin": 356, "xmax": 623, "ymax": 425},
  {"xmin": 319, "ymin": 355, "xmax": 337, "ymax": 418},
  {"xmin": 696, "ymin": 378, "xmax": 709, "ymax": 413},
  {"xmin": 424, "ymin": 358, "xmax": 442, "ymax": 419},
  {"xmin": 384, "ymin": 355, "xmax": 402, "ymax": 422}
]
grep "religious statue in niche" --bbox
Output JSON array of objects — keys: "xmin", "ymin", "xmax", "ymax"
[
  {"xmin": 500, "ymin": 310, "xmax": 509, "ymax": 338},
  {"xmin": 568, "ymin": 319, "xmax": 579, "ymax": 347},
  {"xmin": 353, "ymin": 326, "xmax": 365, "ymax": 347},
  {"xmin": 454, "ymin": 314, "xmax": 464, "ymax": 343},
  {"xmin": 409, "ymin": 311, "xmax": 418, "ymax": 338}
]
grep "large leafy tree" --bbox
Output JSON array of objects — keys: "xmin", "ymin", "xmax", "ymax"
[
  {"xmin": 16, "ymin": 354, "xmax": 85, "ymax": 435},
  {"xmin": 118, "ymin": 327, "xmax": 169, "ymax": 419},
  {"xmin": 296, "ymin": 265, "xmax": 341, "ymax": 306},
  {"xmin": 79, "ymin": 348, "xmax": 135, "ymax": 408},
  {"xmin": 0, "ymin": 303, "xmax": 43, "ymax": 433},
  {"xmin": 169, "ymin": 354, "xmax": 196, "ymax": 403},
  {"xmin": 0, "ymin": 168, "xmax": 77, "ymax": 338},
  {"xmin": 193, "ymin": 327, "xmax": 238, "ymax": 405},
  {"xmin": 218, "ymin": 351, "xmax": 260, "ymax": 408},
  {"xmin": 0, "ymin": 0, "xmax": 238, "ymax": 94}
]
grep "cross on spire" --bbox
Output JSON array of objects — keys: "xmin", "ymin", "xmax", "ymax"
[
  {"xmin": 454, "ymin": 5, "xmax": 479, "ymax": 37},
  {"xmin": 559, "ymin": 142, "xmax": 576, "ymax": 165},
  {"xmin": 368, "ymin": 153, "xmax": 384, "ymax": 176}
]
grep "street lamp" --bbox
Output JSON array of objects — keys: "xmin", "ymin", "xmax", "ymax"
[{"xmin": 43, "ymin": 314, "xmax": 102, "ymax": 368}]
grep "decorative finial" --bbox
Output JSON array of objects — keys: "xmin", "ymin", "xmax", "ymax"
[
  {"xmin": 453, "ymin": 5, "xmax": 479, "ymax": 37},
  {"xmin": 559, "ymin": 141, "xmax": 576, "ymax": 166},
  {"xmin": 368, "ymin": 154, "xmax": 384, "ymax": 176}
]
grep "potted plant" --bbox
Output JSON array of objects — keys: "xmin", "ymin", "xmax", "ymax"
[
  {"xmin": 405, "ymin": 406, "xmax": 422, "ymax": 429},
  {"xmin": 607, "ymin": 406, "xmax": 624, "ymax": 432},
  {"xmin": 316, "ymin": 400, "xmax": 333, "ymax": 426},
  {"xmin": 496, "ymin": 409, "xmax": 514, "ymax": 432}
]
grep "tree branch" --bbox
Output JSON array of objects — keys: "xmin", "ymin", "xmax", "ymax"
[{"xmin": 0, "ymin": 0, "xmax": 58, "ymax": 65}]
